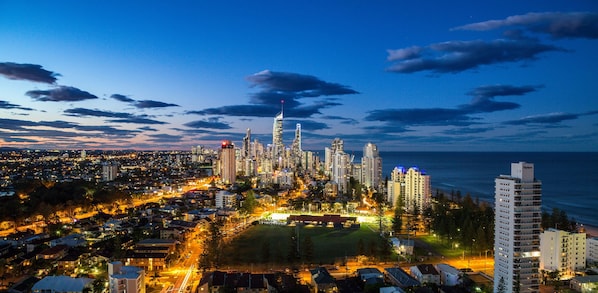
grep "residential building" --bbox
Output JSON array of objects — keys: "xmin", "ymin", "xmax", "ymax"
[
  {"xmin": 494, "ymin": 162, "xmax": 542, "ymax": 293},
  {"xmin": 361, "ymin": 142, "xmax": 382, "ymax": 192},
  {"xmin": 108, "ymin": 261, "xmax": 146, "ymax": 293},
  {"xmin": 409, "ymin": 264, "xmax": 440, "ymax": 285},
  {"xmin": 540, "ymin": 228, "xmax": 586, "ymax": 279},
  {"xmin": 215, "ymin": 190, "xmax": 237, "ymax": 209},
  {"xmin": 220, "ymin": 140, "xmax": 236, "ymax": 185},
  {"xmin": 102, "ymin": 162, "xmax": 119, "ymax": 181},
  {"xmin": 587, "ymin": 237, "xmax": 598, "ymax": 266},
  {"xmin": 310, "ymin": 267, "xmax": 337, "ymax": 293},
  {"xmin": 387, "ymin": 166, "xmax": 431, "ymax": 212}
]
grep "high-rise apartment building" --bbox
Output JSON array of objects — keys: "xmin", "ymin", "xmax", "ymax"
[
  {"xmin": 494, "ymin": 162, "xmax": 541, "ymax": 293},
  {"xmin": 387, "ymin": 166, "xmax": 430, "ymax": 212},
  {"xmin": 587, "ymin": 237, "xmax": 598, "ymax": 266},
  {"xmin": 102, "ymin": 162, "xmax": 119, "ymax": 181},
  {"xmin": 540, "ymin": 228, "xmax": 586, "ymax": 279},
  {"xmin": 220, "ymin": 140, "xmax": 236, "ymax": 185},
  {"xmin": 361, "ymin": 142, "xmax": 382, "ymax": 191}
]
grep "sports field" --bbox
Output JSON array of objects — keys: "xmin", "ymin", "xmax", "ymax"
[{"xmin": 220, "ymin": 223, "xmax": 381, "ymax": 265}]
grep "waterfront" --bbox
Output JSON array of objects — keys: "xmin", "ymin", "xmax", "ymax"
[{"xmin": 370, "ymin": 151, "xmax": 598, "ymax": 227}]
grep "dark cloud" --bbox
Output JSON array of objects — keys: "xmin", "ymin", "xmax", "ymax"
[
  {"xmin": 503, "ymin": 112, "xmax": 580, "ymax": 125},
  {"xmin": 321, "ymin": 115, "xmax": 359, "ymax": 125},
  {"xmin": 138, "ymin": 126, "xmax": 158, "ymax": 131},
  {"xmin": 0, "ymin": 62, "xmax": 59, "ymax": 84},
  {"xmin": 442, "ymin": 127, "xmax": 494, "ymax": 135},
  {"xmin": 365, "ymin": 108, "xmax": 477, "ymax": 126},
  {"xmin": 0, "ymin": 118, "xmax": 37, "ymax": 130},
  {"xmin": 64, "ymin": 108, "xmax": 132, "ymax": 118},
  {"xmin": 453, "ymin": 12, "xmax": 598, "ymax": 39},
  {"xmin": 285, "ymin": 119, "xmax": 329, "ymax": 131},
  {"xmin": 387, "ymin": 38, "xmax": 563, "ymax": 74},
  {"xmin": 246, "ymin": 70, "xmax": 358, "ymax": 96},
  {"xmin": 107, "ymin": 117, "xmax": 168, "ymax": 125},
  {"xmin": 0, "ymin": 100, "xmax": 34, "ymax": 111},
  {"xmin": 110, "ymin": 94, "xmax": 136, "ymax": 103},
  {"xmin": 0, "ymin": 118, "xmax": 139, "ymax": 138},
  {"xmin": 184, "ymin": 119, "xmax": 232, "ymax": 129},
  {"xmin": 134, "ymin": 100, "xmax": 179, "ymax": 108},
  {"xmin": 146, "ymin": 133, "xmax": 184, "ymax": 143},
  {"xmin": 26, "ymin": 86, "xmax": 98, "ymax": 102},
  {"xmin": 466, "ymin": 84, "xmax": 541, "ymax": 100},
  {"xmin": 362, "ymin": 124, "xmax": 411, "ymax": 134}
]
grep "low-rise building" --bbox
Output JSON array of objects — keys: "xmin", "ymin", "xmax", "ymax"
[
  {"xmin": 410, "ymin": 264, "xmax": 440, "ymax": 285},
  {"xmin": 31, "ymin": 275, "xmax": 93, "ymax": 293},
  {"xmin": 108, "ymin": 261, "xmax": 146, "ymax": 293},
  {"xmin": 540, "ymin": 228, "xmax": 586, "ymax": 279},
  {"xmin": 310, "ymin": 267, "xmax": 337, "ymax": 293}
]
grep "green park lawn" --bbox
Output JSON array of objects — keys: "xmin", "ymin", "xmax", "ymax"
[{"xmin": 220, "ymin": 223, "xmax": 381, "ymax": 265}]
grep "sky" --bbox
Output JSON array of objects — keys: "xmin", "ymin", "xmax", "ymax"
[{"xmin": 1, "ymin": 1, "xmax": 597, "ymax": 152}]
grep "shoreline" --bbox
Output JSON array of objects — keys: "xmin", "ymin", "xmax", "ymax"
[{"xmin": 433, "ymin": 187, "xmax": 598, "ymax": 238}]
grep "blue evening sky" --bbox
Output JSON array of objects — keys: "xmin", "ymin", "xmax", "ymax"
[{"xmin": 1, "ymin": 1, "xmax": 597, "ymax": 151}]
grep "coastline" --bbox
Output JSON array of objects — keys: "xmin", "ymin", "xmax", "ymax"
[{"xmin": 433, "ymin": 187, "xmax": 598, "ymax": 238}]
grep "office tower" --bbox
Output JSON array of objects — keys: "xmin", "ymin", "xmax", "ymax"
[
  {"xmin": 387, "ymin": 166, "xmax": 430, "ymax": 212},
  {"xmin": 108, "ymin": 261, "xmax": 146, "ymax": 293},
  {"xmin": 540, "ymin": 228, "xmax": 586, "ymax": 279},
  {"xmin": 361, "ymin": 142, "xmax": 382, "ymax": 191},
  {"xmin": 494, "ymin": 162, "xmax": 541, "ymax": 293},
  {"xmin": 291, "ymin": 123, "xmax": 302, "ymax": 168},
  {"xmin": 220, "ymin": 140, "xmax": 236, "ymax": 185},
  {"xmin": 272, "ymin": 110, "xmax": 284, "ymax": 165},
  {"xmin": 102, "ymin": 162, "xmax": 119, "ymax": 181}
]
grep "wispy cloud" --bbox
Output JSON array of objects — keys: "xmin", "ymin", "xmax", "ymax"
[
  {"xmin": 64, "ymin": 108, "xmax": 132, "ymax": 118},
  {"xmin": 386, "ymin": 38, "xmax": 563, "ymax": 74},
  {"xmin": 0, "ymin": 62, "xmax": 59, "ymax": 84},
  {"xmin": 504, "ymin": 112, "xmax": 580, "ymax": 125},
  {"xmin": 453, "ymin": 12, "xmax": 598, "ymax": 39},
  {"xmin": 0, "ymin": 100, "xmax": 34, "ymax": 111},
  {"xmin": 184, "ymin": 118, "xmax": 232, "ymax": 129},
  {"xmin": 110, "ymin": 94, "xmax": 135, "ymax": 103},
  {"xmin": 110, "ymin": 93, "xmax": 179, "ymax": 108},
  {"xmin": 26, "ymin": 86, "xmax": 98, "ymax": 102}
]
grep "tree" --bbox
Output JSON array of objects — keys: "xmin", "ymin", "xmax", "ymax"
[
  {"xmin": 287, "ymin": 227, "xmax": 299, "ymax": 262},
  {"xmin": 391, "ymin": 206, "xmax": 402, "ymax": 235},
  {"xmin": 302, "ymin": 235, "xmax": 314, "ymax": 263},
  {"xmin": 357, "ymin": 238, "xmax": 366, "ymax": 256},
  {"xmin": 241, "ymin": 190, "xmax": 258, "ymax": 214},
  {"xmin": 496, "ymin": 277, "xmax": 507, "ymax": 293}
]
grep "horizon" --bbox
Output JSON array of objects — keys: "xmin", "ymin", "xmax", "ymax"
[{"xmin": 1, "ymin": 1, "xmax": 597, "ymax": 151}]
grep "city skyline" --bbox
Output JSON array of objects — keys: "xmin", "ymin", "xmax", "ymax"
[{"xmin": 1, "ymin": 1, "xmax": 597, "ymax": 151}]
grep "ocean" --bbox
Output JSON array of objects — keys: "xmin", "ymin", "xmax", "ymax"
[{"xmin": 350, "ymin": 151, "xmax": 598, "ymax": 227}]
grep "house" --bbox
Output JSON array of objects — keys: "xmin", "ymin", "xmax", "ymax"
[
  {"xmin": 390, "ymin": 237, "xmax": 414, "ymax": 256},
  {"xmin": 570, "ymin": 275, "xmax": 598, "ymax": 293},
  {"xmin": 37, "ymin": 244, "xmax": 68, "ymax": 260},
  {"xmin": 410, "ymin": 264, "xmax": 440, "ymax": 285},
  {"xmin": 356, "ymin": 268, "xmax": 384, "ymax": 283},
  {"xmin": 435, "ymin": 264, "xmax": 461, "ymax": 286},
  {"xmin": 50, "ymin": 233, "xmax": 86, "ymax": 247},
  {"xmin": 385, "ymin": 267, "xmax": 420, "ymax": 288},
  {"xmin": 31, "ymin": 275, "xmax": 93, "ymax": 293},
  {"xmin": 310, "ymin": 267, "xmax": 337, "ymax": 293}
]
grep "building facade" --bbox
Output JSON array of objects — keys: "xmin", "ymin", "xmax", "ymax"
[
  {"xmin": 219, "ymin": 140, "xmax": 236, "ymax": 185},
  {"xmin": 540, "ymin": 228, "xmax": 586, "ymax": 279},
  {"xmin": 494, "ymin": 162, "xmax": 542, "ymax": 293},
  {"xmin": 361, "ymin": 142, "xmax": 382, "ymax": 192},
  {"xmin": 108, "ymin": 261, "xmax": 146, "ymax": 293},
  {"xmin": 387, "ymin": 166, "xmax": 430, "ymax": 213}
]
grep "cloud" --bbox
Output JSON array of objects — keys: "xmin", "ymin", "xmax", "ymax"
[
  {"xmin": 0, "ymin": 118, "xmax": 140, "ymax": 138},
  {"xmin": 0, "ymin": 62, "xmax": 60, "ymax": 84},
  {"xmin": 386, "ymin": 38, "xmax": 563, "ymax": 74},
  {"xmin": 110, "ymin": 94, "xmax": 136, "ymax": 103},
  {"xmin": 26, "ymin": 86, "xmax": 99, "ymax": 102},
  {"xmin": 107, "ymin": 117, "xmax": 167, "ymax": 125},
  {"xmin": 453, "ymin": 12, "xmax": 598, "ymax": 39},
  {"xmin": 365, "ymin": 108, "xmax": 476, "ymax": 126},
  {"xmin": 138, "ymin": 126, "xmax": 158, "ymax": 131},
  {"xmin": 64, "ymin": 108, "xmax": 132, "ymax": 118},
  {"xmin": 442, "ymin": 127, "xmax": 495, "ymax": 135},
  {"xmin": 184, "ymin": 118, "xmax": 232, "ymax": 129},
  {"xmin": 320, "ymin": 115, "xmax": 359, "ymax": 125},
  {"xmin": 134, "ymin": 100, "xmax": 179, "ymax": 108},
  {"xmin": 285, "ymin": 119, "xmax": 329, "ymax": 131},
  {"xmin": 503, "ymin": 112, "xmax": 580, "ymax": 125},
  {"xmin": 362, "ymin": 124, "xmax": 412, "ymax": 134},
  {"xmin": 146, "ymin": 133, "xmax": 184, "ymax": 143},
  {"xmin": 0, "ymin": 100, "xmax": 34, "ymax": 111},
  {"xmin": 246, "ymin": 70, "xmax": 358, "ymax": 97},
  {"xmin": 459, "ymin": 84, "xmax": 542, "ymax": 113},
  {"xmin": 387, "ymin": 46, "xmax": 424, "ymax": 61}
]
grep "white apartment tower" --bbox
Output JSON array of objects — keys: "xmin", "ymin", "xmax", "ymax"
[
  {"xmin": 494, "ymin": 162, "xmax": 542, "ymax": 293},
  {"xmin": 102, "ymin": 162, "xmax": 119, "ymax": 181},
  {"xmin": 540, "ymin": 228, "xmax": 586, "ymax": 279},
  {"xmin": 220, "ymin": 140, "xmax": 236, "ymax": 185},
  {"xmin": 387, "ymin": 166, "xmax": 430, "ymax": 212},
  {"xmin": 361, "ymin": 142, "xmax": 382, "ymax": 191}
]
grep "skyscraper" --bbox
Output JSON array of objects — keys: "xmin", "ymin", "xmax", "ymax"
[
  {"xmin": 272, "ymin": 111, "xmax": 283, "ymax": 167},
  {"xmin": 220, "ymin": 140, "xmax": 236, "ymax": 185},
  {"xmin": 292, "ymin": 123, "xmax": 302, "ymax": 168},
  {"xmin": 361, "ymin": 142, "xmax": 382, "ymax": 191},
  {"xmin": 494, "ymin": 162, "xmax": 541, "ymax": 293}
]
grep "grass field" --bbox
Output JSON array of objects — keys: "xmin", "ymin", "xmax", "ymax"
[{"xmin": 220, "ymin": 223, "xmax": 381, "ymax": 265}]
